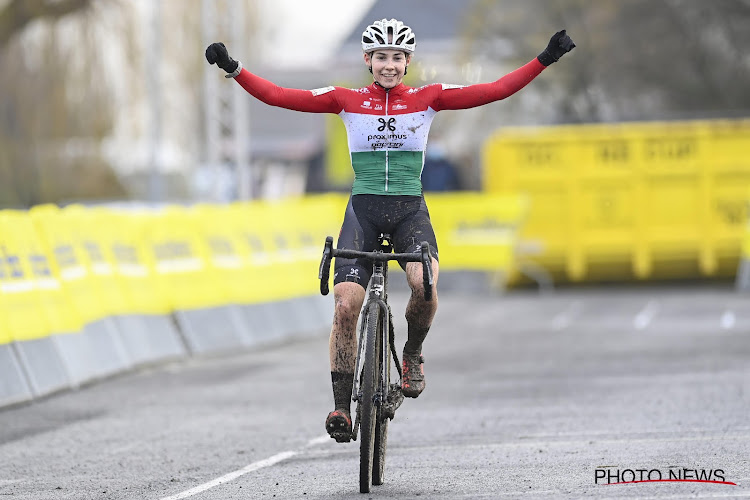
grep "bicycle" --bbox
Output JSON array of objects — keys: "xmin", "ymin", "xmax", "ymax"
[{"xmin": 318, "ymin": 234, "xmax": 434, "ymax": 493}]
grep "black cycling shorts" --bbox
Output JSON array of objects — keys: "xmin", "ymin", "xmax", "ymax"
[{"xmin": 333, "ymin": 194, "xmax": 439, "ymax": 289}]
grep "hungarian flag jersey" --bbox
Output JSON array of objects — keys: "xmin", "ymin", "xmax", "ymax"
[{"xmin": 234, "ymin": 58, "xmax": 546, "ymax": 196}]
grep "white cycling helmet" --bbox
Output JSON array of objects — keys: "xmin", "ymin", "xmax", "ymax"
[{"xmin": 361, "ymin": 18, "xmax": 416, "ymax": 54}]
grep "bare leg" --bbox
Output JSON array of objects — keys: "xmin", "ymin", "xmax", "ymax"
[
  {"xmin": 401, "ymin": 258, "xmax": 439, "ymax": 398},
  {"xmin": 329, "ymin": 282, "xmax": 366, "ymax": 374},
  {"xmin": 328, "ymin": 281, "xmax": 365, "ymax": 415},
  {"xmin": 404, "ymin": 257, "xmax": 440, "ymax": 353}
]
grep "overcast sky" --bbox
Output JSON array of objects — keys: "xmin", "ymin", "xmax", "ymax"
[{"xmin": 256, "ymin": 0, "xmax": 375, "ymax": 69}]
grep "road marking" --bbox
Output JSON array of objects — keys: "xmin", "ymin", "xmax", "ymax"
[
  {"xmin": 721, "ymin": 310, "xmax": 736, "ymax": 329},
  {"xmin": 551, "ymin": 300, "xmax": 583, "ymax": 331},
  {"xmin": 159, "ymin": 435, "xmax": 329, "ymax": 500},
  {"xmin": 634, "ymin": 300, "xmax": 659, "ymax": 330}
]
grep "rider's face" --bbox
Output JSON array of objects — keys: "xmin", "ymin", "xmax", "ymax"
[{"xmin": 365, "ymin": 50, "xmax": 410, "ymax": 89}]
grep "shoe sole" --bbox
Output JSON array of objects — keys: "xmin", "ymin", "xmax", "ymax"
[
  {"xmin": 402, "ymin": 383, "xmax": 425, "ymax": 398},
  {"xmin": 326, "ymin": 415, "xmax": 352, "ymax": 443},
  {"xmin": 329, "ymin": 430, "xmax": 352, "ymax": 443}
]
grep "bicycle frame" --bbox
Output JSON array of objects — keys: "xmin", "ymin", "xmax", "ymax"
[
  {"xmin": 351, "ymin": 249, "xmax": 398, "ymax": 440},
  {"xmin": 318, "ymin": 234, "xmax": 433, "ymax": 492}
]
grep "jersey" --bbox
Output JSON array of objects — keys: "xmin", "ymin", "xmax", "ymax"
[{"xmin": 234, "ymin": 58, "xmax": 546, "ymax": 196}]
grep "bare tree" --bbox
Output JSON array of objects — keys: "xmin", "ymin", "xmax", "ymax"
[
  {"xmin": 0, "ymin": 0, "xmax": 125, "ymax": 207},
  {"xmin": 463, "ymin": 0, "xmax": 750, "ymax": 123},
  {"xmin": 0, "ymin": 0, "xmax": 91, "ymax": 47}
]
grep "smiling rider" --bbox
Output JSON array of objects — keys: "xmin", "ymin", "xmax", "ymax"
[{"xmin": 205, "ymin": 18, "xmax": 575, "ymax": 443}]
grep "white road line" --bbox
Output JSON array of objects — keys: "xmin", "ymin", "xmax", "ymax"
[
  {"xmin": 159, "ymin": 435, "xmax": 329, "ymax": 500},
  {"xmin": 305, "ymin": 434, "xmax": 331, "ymax": 447},
  {"xmin": 551, "ymin": 300, "xmax": 583, "ymax": 331},
  {"xmin": 634, "ymin": 300, "xmax": 659, "ymax": 330},
  {"xmin": 721, "ymin": 310, "xmax": 736, "ymax": 330}
]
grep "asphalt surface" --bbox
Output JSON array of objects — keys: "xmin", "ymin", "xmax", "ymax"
[{"xmin": 0, "ymin": 283, "xmax": 749, "ymax": 499}]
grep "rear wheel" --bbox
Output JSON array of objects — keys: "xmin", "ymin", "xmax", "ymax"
[{"xmin": 358, "ymin": 306, "xmax": 380, "ymax": 493}]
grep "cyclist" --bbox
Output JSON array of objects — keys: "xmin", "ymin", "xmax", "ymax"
[{"xmin": 206, "ymin": 19, "xmax": 575, "ymax": 443}]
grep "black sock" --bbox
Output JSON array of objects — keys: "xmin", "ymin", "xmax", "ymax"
[
  {"xmin": 331, "ymin": 372, "xmax": 353, "ymax": 412},
  {"xmin": 404, "ymin": 324, "xmax": 429, "ymax": 354}
]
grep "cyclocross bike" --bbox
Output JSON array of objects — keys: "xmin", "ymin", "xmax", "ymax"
[{"xmin": 319, "ymin": 234, "xmax": 434, "ymax": 493}]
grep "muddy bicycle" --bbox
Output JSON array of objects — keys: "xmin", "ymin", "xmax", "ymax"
[{"xmin": 318, "ymin": 234, "xmax": 434, "ymax": 493}]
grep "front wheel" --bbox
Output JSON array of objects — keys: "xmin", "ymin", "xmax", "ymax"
[
  {"xmin": 358, "ymin": 306, "xmax": 380, "ymax": 493},
  {"xmin": 372, "ymin": 311, "xmax": 390, "ymax": 485}
]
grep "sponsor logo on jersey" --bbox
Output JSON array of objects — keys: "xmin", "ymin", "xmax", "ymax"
[
  {"xmin": 310, "ymin": 86, "xmax": 335, "ymax": 96},
  {"xmin": 407, "ymin": 85, "xmax": 429, "ymax": 94},
  {"xmin": 370, "ymin": 142, "xmax": 405, "ymax": 150},
  {"xmin": 377, "ymin": 117, "xmax": 396, "ymax": 132},
  {"xmin": 393, "ymin": 104, "xmax": 408, "ymax": 110},
  {"xmin": 441, "ymin": 83, "xmax": 465, "ymax": 90},
  {"xmin": 361, "ymin": 101, "xmax": 372, "ymax": 108},
  {"xmin": 374, "ymin": 104, "xmax": 383, "ymax": 110}
]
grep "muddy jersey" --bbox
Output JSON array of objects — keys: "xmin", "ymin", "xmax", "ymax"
[{"xmin": 234, "ymin": 58, "xmax": 546, "ymax": 195}]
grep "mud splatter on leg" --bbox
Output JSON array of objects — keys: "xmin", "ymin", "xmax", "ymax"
[
  {"xmin": 404, "ymin": 258, "xmax": 439, "ymax": 354},
  {"xmin": 329, "ymin": 283, "xmax": 365, "ymax": 410}
]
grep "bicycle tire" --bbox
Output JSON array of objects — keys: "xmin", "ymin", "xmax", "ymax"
[
  {"xmin": 359, "ymin": 305, "xmax": 380, "ymax": 493},
  {"xmin": 372, "ymin": 312, "xmax": 389, "ymax": 485}
]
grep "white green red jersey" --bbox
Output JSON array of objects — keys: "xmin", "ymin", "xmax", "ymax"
[{"xmin": 234, "ymin": 58, "xmax": 546, "ymax": 195}]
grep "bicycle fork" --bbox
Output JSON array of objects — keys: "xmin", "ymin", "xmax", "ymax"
[{"xmin": 351, "ymin": 264, "xmax": 394, "ymax": 441}]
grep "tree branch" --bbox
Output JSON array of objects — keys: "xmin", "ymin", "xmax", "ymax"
[{"xmin": 0, "ymin": 0, "xmax": 91, "ymax": 47}]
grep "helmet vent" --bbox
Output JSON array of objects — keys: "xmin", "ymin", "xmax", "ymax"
[{"xmin": 361, "ymin": 18, "xmax": 416, "ymax": 54}]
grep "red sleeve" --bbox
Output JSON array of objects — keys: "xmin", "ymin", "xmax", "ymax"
[
  {"xmin": 433, "ymin": 58, "xmax": 546, "ymax": 111},
  {"xmin": 234, "ymin": 68, "xmax": 343, "ymax": 113}
]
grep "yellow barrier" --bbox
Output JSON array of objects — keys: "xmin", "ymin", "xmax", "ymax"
[
  {"xmin": 0, "ymin": 210, "xmax": 80, "ymax": 340},
  {"xmin": 0, "ymin": 192, "xmax": 524, "ymax": 346},
  {"xmin": 735, "ymin": 200, "xmax": 750, "ymax": 291},
  {"xmin": 61, "ymin": 205, "xmax": 132, "ymax": 317},
  {"xmin": 145, "ymin": 206, "xmax": 225, "ymax": 311},
  {"xmin": 190, "ymin": 204, "xmax": 256, "ymax": 306},
  {"xmin": 483, "ymin": 119, "xmax": 750, "ymax": 283},
  {"xmin": 96, "ymin": 209, "xmax": 172, "ymax": 316},
  {"xmin": 227, "ymin": 194, "xmax": 346, "ymax": 302},
  {"xmin": 425, "ymin": 193, "xmax": 527, "ymax": 279},
  {"xmin": 30, "ymin": 204, "xmax": 110, "ymax": 326}
]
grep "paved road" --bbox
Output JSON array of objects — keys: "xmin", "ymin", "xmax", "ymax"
[{"xmin": 1, "ymin": 284, "xmax": 749, "ymax": 499}]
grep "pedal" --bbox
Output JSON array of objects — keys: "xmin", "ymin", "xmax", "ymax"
[{"xmin": 383, "ymin": 384, "xmax": 404, "ymax": 420}]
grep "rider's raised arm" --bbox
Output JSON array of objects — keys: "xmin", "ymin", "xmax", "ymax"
[
  {"xmin": 432, "ymin": 29, "xmax": 576, "ymax": 111},
  {"xmin": 205, "ymin": 41, "xmax": 343, "ymax": 114},
  {"xmin": 234, "ymin": 69, "xmax": 344, "ymax": 114},
  {"xmin": 432, "ymin": 58, "xmax": 546, "ymax": 111}
]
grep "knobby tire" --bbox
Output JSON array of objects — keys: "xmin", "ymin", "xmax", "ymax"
[
  {"xmin": 372, "ymin": 306, "xmax": 389, "ymax": 485},
  {"xmin": 372, "ymin": 346, "xmax": 390, "ymax": 485},
  {"xmin": 359, "ymin": 306, "xmax": 380, "ymax": 493}
]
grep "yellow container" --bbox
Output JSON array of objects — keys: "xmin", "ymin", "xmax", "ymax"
[{"xmin": 483, "ymin": 119, "xmax": 750, "ymax": 283}]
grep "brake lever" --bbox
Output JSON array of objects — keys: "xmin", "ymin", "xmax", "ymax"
[
  {"xmin": 420, "ymin": 241, "xmax": 433, "ymax": 301},
  {"xmin": 319, "ymin": 236, "xmax": 333, "ymax": 295}
]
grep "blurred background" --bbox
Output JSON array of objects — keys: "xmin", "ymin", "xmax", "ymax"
[{"xmin": 1, "ymin": 0, "xmax": 750, "ymax": 285}]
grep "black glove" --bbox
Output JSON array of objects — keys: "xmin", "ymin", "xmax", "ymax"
[
  {"xmin": 205, "ymin": 42, "xmax": 240, "ymax": 75},
  {"xmin": 537, "ymin": 30, "xmax": 576, "ymax": 66}
]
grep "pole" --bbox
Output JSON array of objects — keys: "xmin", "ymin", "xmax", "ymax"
[{"xmin": 148, "ymin": 0, "xmax": 163, "ymax": 202}]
